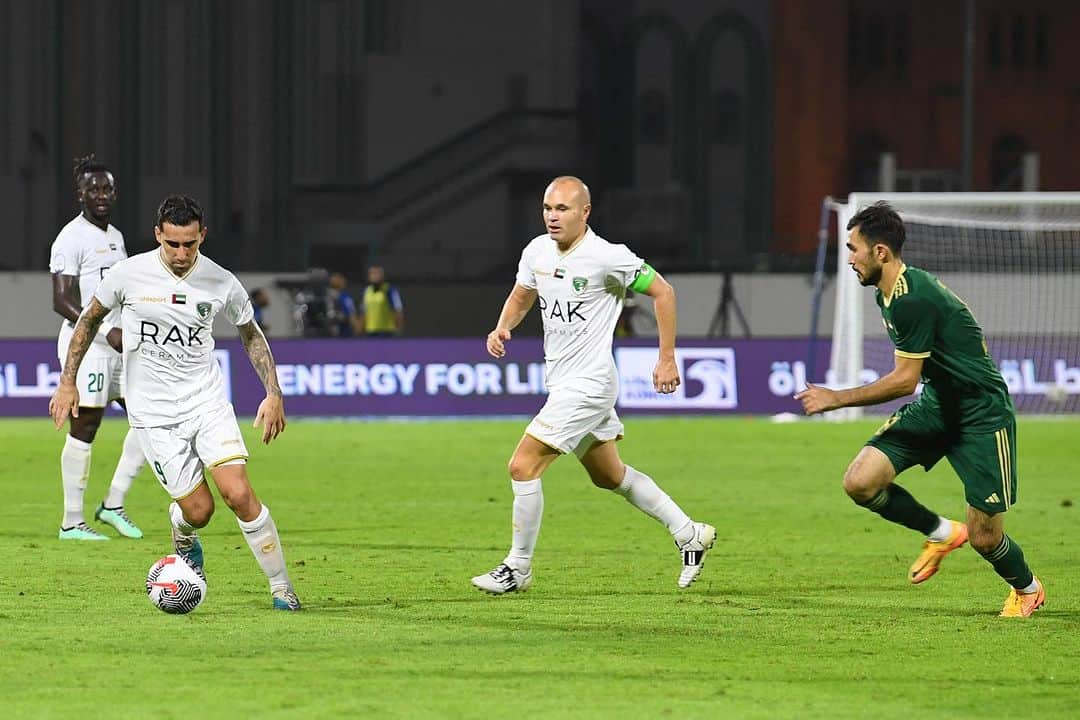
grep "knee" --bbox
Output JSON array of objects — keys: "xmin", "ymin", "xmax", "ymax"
[
  {"xmin": 71, "ymin": 416, "xmax": 103, "ymax": 443},
  {"xmin": 508, "ymin": 455, "xmax": 539, "ymax": 482},
  {"xmin": 219, "ymin": 483, "xmax": 258, "ymax": 517},
  {"xmin": 185, "ymin": 497, "xmax": 215, "ymax": 528},
  {"xmin": 842, "ymin": 463, "xmax": 879, "ymax": 504}
]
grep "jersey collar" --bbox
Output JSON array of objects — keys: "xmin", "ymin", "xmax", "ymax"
[
  {"xmin": 881, "ymin": 263, "xmax": 908, "ymax": 307},
  {"xmin": 556, "ymin": 226, "xmax": 592, "ymax": 258},
  {"xmin": 76, "ymin": 213, "xmax": 111, "ymax": 235},
  {"xmin": 157, "ymin": 248, "xmax": 201, "ymax": 282}
]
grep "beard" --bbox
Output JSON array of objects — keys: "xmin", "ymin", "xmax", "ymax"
[{"xmin": 856, "ymin": 265, "xmax": 882, "ymax": 287}]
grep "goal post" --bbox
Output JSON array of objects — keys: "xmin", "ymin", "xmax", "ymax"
[{"xmin": 828, "ymin": 192, "xmax": 1080, "ymax": 418}]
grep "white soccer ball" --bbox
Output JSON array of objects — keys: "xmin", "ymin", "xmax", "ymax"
[
  {"xmin": 146, "ymin": 555, "xmax": 206, "ymax": 614},
  {"xmin": 1046, "ymin": 384, "xmax": 1068, "ymax": 405}
]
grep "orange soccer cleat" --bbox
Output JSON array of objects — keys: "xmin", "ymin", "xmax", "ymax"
[
  {"xmin": 999, "ymin": 578, "xmax": 1045, "ymax": 618},
  {"xmin": 909, "ymin": 520, "xmax": 968, "ymax": 584}
]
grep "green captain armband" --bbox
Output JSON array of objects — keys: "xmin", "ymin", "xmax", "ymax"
[{"xmin": 628, "ymin": 263, "xmax": 657, "ymax": 293}]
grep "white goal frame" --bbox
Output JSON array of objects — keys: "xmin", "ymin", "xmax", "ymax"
[{"xmin": 829, "ymin": 192, "xmax": 1080, "ymax": 420}]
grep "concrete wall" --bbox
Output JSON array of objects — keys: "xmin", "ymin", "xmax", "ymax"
[
  {"xmin": 5, "ymin": 269, "xmax": 1076, "ymax": 342},
  {"xmin": 1, "ymin": 1, "xmax": 776, "ymax": 276},
  {"xmin": 0, "ymin": 270, "xmax": 834, "ymax": 340}
]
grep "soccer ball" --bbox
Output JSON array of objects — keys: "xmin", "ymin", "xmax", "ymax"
[{"xmin": 146, "ymin": 555, "xmax": 206, "ymax": 614}]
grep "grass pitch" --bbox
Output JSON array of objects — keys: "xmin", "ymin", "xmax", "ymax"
[{"xmin": 2, "ymin": 416, "xmax": 1079, "ymax": 719}]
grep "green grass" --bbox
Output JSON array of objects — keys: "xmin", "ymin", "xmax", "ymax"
[{"xmin": 2, "ymin": 416, "xmax": 1079, "ymax": 719}]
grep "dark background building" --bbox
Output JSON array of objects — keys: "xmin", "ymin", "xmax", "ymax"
[{"xmin": 1, "ymin": 0, "xmax": 1076, "ymax": 278}]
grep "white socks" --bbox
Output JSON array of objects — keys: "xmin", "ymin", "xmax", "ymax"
[
  {"xmin": 169, "ymin": 501, "xmax": 197, "ymax": 536},
  {"xmin": 61, "ymin": 435, "xmax": 92, "ymax": 527},
  {"xmin": 170, "ymin": 501, "xmax": 291, "ymax": 592},
  {"xmin": 505, "ymin": 478, "xmax": 543, "ymax": 572},
  {"xmin": 62, "ymin": 429, "xmax": 145, "ymax": 527},
  {"xmin": 927, "ymin": 516, "xmax": 954, "ymax": 543},
  {"xmin": 104, "ymin": 429, "xmax": 145, "ymax": 509},
  {"xmin": 613, "ymin": 465, "xmax": 694, "ymax": 544},
  {"xmin": 238, "ymin": 504, "xmax": 291, "ymax": 591}
]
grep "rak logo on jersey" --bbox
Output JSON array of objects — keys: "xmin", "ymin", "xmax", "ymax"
[
  {"xmin": 538, "ymin": 295, "xmax": 586, "ymax": 323},
  {"xmin": 139, "ymin": 320, "xmax": 206, "ymax": 347},
  {"xmin": 196, "ymin": 302, "xmax": 212, "ymax": 319}
]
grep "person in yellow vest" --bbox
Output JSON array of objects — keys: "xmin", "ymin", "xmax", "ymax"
[{"xmin": 360, "ymin": 265, "xmax": 404, "ymax": 337}]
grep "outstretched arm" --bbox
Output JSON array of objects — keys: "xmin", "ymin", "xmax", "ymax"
[
  {"xmin": 642, "ymin": 273, "xmax": 679, "ymax": 394},
  {"xmin": 486, "ymin": 284, "xmax": 537, "ymax": 358},
  {"xmin": 796, "ymin": 355, "xmax": 923, "ymax": 415},
  {"xmin": 49, "ymin": 297, "xmax": 110, "ymax": 427},
  {"xmin": 238, "ymin": 319, "xmax": 286, "ymax": 443}
]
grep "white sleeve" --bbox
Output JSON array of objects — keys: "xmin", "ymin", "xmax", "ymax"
[
  {"xmin": 49, "ymin": 231, "xmax": 81, "ymax": 275},
  {"xmin": 607, "ymin": 243, "xmax": 646, "ymax": 289},
  {"xmin": 224, "ymin": 274, "xmax": 255, "ymax": 326},
  {"xmin": 514, "ymin": 243, "xmax": 537, "ymax": 290},
  {"xmin": 93, "ymin": 263, "xmax": 124, "ymax": 310}
]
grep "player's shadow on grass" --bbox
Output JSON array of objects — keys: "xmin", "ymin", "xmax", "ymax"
[
  {"xmin": 286, "ymin": 540, "xmax": 502, "ymax": 553},
  {"xmin": 253, "ymin": 591, "xmax": 1078, "ymax": 623}
]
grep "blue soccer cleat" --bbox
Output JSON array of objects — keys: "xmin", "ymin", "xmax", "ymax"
[
  {"xmin": 171, "ymin": 525, "xmax": 205, "ymax": 579},
  {"xmin": 272, "ymin": 585, "xmax": 302, "ymax": 611},
  {"xmin": 95, "ymin": 504, "xmax": 144, "ymax": 539},
  {"xmin": 58, "ymin": 522, "xmax": 109, "ymax": 541}
]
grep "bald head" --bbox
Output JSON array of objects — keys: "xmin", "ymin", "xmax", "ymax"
[
  {"xmin": 543, "ymin": 176, "xmax": 592, "ymax": 250},
  {"xmin": 546, "ymin": 176, "xmax": 591, "ymax": 205}
]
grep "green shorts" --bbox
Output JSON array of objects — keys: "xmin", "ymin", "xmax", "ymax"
[{"xmin": 866, "ymin": 399, "xmax": 1017, "ymax": 514}]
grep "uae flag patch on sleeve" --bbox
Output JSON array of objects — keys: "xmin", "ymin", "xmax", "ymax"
[{"xmin": 171, "ymin": 293, "xmax": 187, "ymax": 304}]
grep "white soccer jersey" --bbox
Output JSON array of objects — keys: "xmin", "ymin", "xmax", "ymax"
[
  {"xmin": 515, "ymin": 227, "xmax": 645, "ymax": 392},
  {"xmin": 49, "ymin": 214, "xmax": 128, "ymax": 357},
  {"xmin": 93, "ymin": 249, "xmax": 254, "ymax": 427}
]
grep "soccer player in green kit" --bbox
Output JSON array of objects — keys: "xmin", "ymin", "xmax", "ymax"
[{"xmin": 796, "ymin": 201, "xmax": 1044, "ymax": 618}]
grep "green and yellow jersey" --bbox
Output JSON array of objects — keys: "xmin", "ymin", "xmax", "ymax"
[{"xmin": 876, "ymin": 264, "xmax": 1013, "ymax": 432}]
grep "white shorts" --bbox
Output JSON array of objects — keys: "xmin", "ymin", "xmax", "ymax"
[
  {"xmin": 58, "ymin": 334, "xmax": 123, "ymax": 408},
  {"xmin": 525, "ymin": 389, "xmax": 624, "ymax": 458},
  {"xmin": 135, "ymin": 403, "xmax": 249, "ymax": 500}
]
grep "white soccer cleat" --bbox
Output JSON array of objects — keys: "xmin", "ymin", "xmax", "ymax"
[
  {"xmin": 677, "ymin": 522, "xmax": 716, "ymax": 588},
  {"xmin": 471, "ymin": 563, "xmax": 533, "ymax": 595}
]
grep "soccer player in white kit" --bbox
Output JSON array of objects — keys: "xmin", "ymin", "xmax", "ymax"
[
  {"xmin": 50, "ymin": 195, "xmax": 301, "ymax": 611},
  {"xmin": 49, "ymin": 155, "xmax": 145, "ymax": 541},
  {"xmin": 471, "ymin": 176, "xmax": 716, "ymax": 594}
]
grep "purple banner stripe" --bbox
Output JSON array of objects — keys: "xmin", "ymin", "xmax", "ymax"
[{"xmin": 1, "ymin": 337, "xmax": 1076, "ymax": 417}]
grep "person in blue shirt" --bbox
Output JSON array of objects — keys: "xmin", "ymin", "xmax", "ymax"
[
  {"xmin": 328, "ymin": 272, "xmax": 362, "ymax": 337},
  {"xmin": 250, "ymin": 287, "xmax": 271, "ymax": 334}
]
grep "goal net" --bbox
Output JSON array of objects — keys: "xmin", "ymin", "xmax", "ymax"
[{"xmin": 829, "ymin": 193, "xmax": 1080, "ymax": 418}]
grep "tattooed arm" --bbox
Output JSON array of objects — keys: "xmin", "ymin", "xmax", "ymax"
[
  {"xmin": 238, "ymin": 319, "xmax": 286, "ymax": 444},
  {"xmin": 49, "ymin": 298, "xmax": 110, "ymax": 428}
]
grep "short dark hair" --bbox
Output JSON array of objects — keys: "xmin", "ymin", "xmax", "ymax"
[
  {"xmin": 846, "ymin": 200, "xmax": 905, "ymax": 254},
  {"xmin": 72, "ymin": 153, "xmax": 111, "ymax": 185},
  {"xmin": 156, "ymin": 194, "xmax": 205, "ymax": 229}
]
